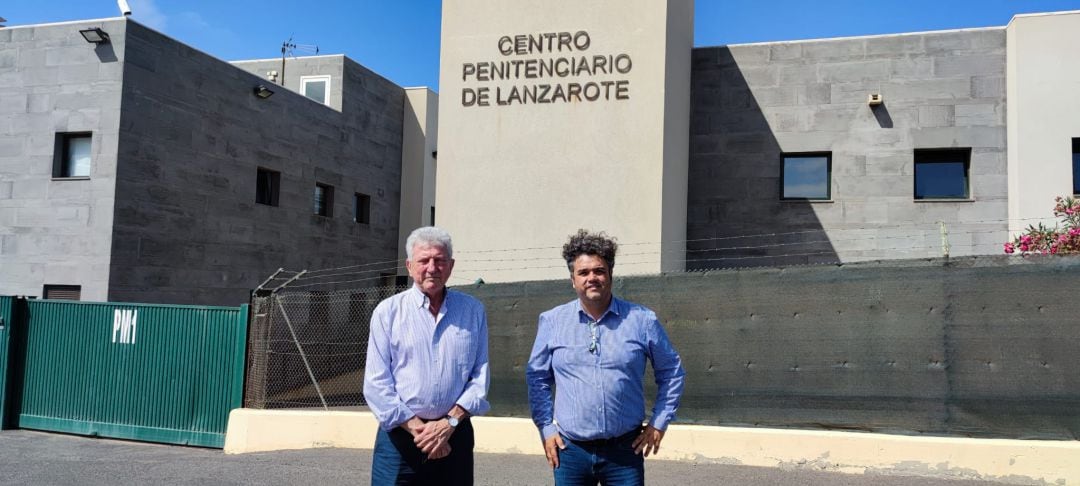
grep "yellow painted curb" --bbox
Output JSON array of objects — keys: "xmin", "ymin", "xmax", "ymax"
[{"xmin": 224, "ymin": 409, "xmax": 1078, "ymax": 484}]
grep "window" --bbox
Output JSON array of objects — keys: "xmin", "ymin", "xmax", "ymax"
[
  {"xmin": 354, "ymin": 192, "xmax": 371, "ymax": 224},
  {"xmin": 1072, "ymin": 138, "xmax": 1079, "ymax": 196},
  {"xmin": 914, "ymin": 148, "xmax": 970, "ymax": 200},
  {"xmin": 314, "ymin": 183, "xmax": 334, "ymax": 217},
  {"xmin": 430, "ymin": 206, "xmax": 436, "ymax": 225},
  {"xmin": 256, "ymin": 168, "xmax": 280, "ymax": 206},
  {"xmin": 781, "ymin": 153, "xmax": 831, "ymax": 200},
  {"xmin": 53, "ymin": 133, "xmax": 92, "ymax": 178},
  {"xmin": 43, "ymin": 285, "xmax": 81, "ymax": 301},
  {"xmin": 300, "ymin": 75, "xmax": 331, "ymax": 105}
]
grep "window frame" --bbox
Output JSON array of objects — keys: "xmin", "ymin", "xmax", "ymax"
[
  {"xmin": 780, "ymin": 152, "xmax": 832, "ymax": 201},
  {"xmin": 353, "ymin": 192, "xmax": 371, "ymax": 224},
  {"xmin": 300, "ymin": 75, "xmax": 331, "ymax": 105},
  {"xmin": 52, "ymin": 132, "xmax": 93, "ymax": 179},
  {"xmin": 314, "ymin": 182, "xmax": 334, "ymax": 217},
  {"xmin": 255, "ymin": 167, "xmax": 281, "ymax": 206},
  {"xmin": 43, "ymin": 284, "xmax": 81, "ymax": 301},
  {"xmin": 913, "ymin": 148, "xmax": 972, "ymax": 201},
  {"xmin": 1072, "ymin": 138, "xmax": 1079, "ymax": 196}
]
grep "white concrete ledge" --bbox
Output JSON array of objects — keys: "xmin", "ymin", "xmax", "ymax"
[{"xmin": 224, "ymin": 409, "xmax": 1079, "ymax": 484}]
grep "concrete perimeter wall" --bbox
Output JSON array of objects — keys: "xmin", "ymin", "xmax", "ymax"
[{"xmin": 470, "ymin": 254, "xmax": 1080, "ymax": 440}]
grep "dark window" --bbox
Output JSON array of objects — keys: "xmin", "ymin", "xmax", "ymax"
[
  {"xmin": 1072, "ymin": 138, "xmax": 1079, "ymax": 195},
  {"xmin": 314, "ymin": 183, "xmax": 334, "ymax": 217},
  {"xmin": 43, "ymin": 285, "xmax": 81, "ymax": 301},
  {"xmin": 53, "ymin": 133, "xmax": 92, "ymax": 178},
  {"xmin": 781, "ymin": 153, "xmax": 831, "ymax": 200},
  {"xmin": 256, "ymin": 168, "xmax": 280, "ymax": 206},
  {"xmin": 914, "ymin": 148, "xmax": 970, "ymax": 200},
  {"xmin": 430, "ymin": 206, "xmax": 436, "ymax": 225},
  {"xmin": 354, "ymin": 192, "xmax": 371, "ymax": 224}
]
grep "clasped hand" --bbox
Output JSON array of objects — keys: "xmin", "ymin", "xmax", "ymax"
[{"xmin": 406, "ymin": 417, "xmax": 454, "ymax": 460}]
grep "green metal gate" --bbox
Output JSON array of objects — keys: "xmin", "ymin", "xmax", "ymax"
[
  {"xmin": 0, "ymin": 296, "xmax": 14, "ymax": 429},
  {"xmin": 2, "ymin": 298, "xmax": 248, "ymax": 448}
]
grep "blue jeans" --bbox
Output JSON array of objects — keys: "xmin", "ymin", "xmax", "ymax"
[
  {"xmin": 554, "ymin": 429, "xmax": 645, "ymax": 486},
  {"xmin": 371, "ymin": 419, "xmax": 474, "ymax": 485}
]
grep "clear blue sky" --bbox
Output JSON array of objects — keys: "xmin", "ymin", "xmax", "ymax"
[{"xmin": 5, "ymin": 1, "xmax": 1080, "ymax": 90}]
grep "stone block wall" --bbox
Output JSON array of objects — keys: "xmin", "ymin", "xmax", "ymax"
[
  {"xmin": 0, "ymin": 19, "xmax": 128, "ymax": 301},
  {"xmin": 688, "ymin": 29, "xmax": 1008, "ymax": 268},
  {"xmin": 231, "ymin": 55, "xmax": 345, "ymax": 112},
  {"xmin": 107, "ymin": 21, "xmax": 405, "ymax": 305}
]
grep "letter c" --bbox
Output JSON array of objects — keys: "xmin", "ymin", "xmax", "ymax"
[{"xmin": 498, "ymin": 36, "xmax": 513, "ymax": 56}]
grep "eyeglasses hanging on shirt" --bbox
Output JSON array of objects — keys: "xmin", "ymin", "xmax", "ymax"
[{"xmin": 588, "ymin": 321, "xmax": 599, "ymax": 355}]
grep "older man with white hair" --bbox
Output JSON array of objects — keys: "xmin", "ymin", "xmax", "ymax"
[{"xmin": 364, "ymin": 226, "xmax": 490, "ymax": 485}]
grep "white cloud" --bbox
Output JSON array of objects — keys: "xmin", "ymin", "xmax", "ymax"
[
  {"xmin": 128, "ymin": 0, "xmax": 168, "ymax": 31},
  {"xmin": 176, "ymin": 11, "xmax": 210, "ymax": 30}
]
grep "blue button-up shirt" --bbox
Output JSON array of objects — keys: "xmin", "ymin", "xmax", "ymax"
[
  {"xmin": 526, "ymin": 297, "xmax": 686, "ymax": 442},
  {"xmin": 363, "ymin": 286, "xmax": 490, "ymax": 431}
]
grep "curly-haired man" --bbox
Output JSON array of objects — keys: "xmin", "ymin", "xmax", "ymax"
[{"xmin": 526, "ymin": 229, "xmax": 686, "ymax": 486}]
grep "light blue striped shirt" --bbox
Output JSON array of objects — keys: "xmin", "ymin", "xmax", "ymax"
[
  {"xmin": 526, "ymin": 297, "xmax": 686, "ymax": 442},
  {"xmin": 363, "ymin": 286, "xmax": 490, "ymax": 431}
]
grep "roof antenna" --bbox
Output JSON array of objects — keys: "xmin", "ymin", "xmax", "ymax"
[
  {"xmin": 117, "ymin": 0, "xmax": 133, "ymax": 16},
  {"xmin": 279, "ymin": 35, "xmax": 319, "ymax": 87}
]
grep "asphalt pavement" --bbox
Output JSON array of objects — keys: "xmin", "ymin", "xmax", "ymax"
[{"xmin": 0, "ymin": 430, "xmax": 1008, "ymax": 485}]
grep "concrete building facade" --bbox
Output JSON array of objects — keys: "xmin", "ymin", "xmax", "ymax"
[
  {"xmin": 3, "ymin": 8, "xmax": 1080, "ymax": 301},
  {"xmin": 435, "ymin": 6, "xmax": 1080, "ymax": 282},
  {"xmin": 436, "ymin": 0, "xmax": 694, "ymax": 282},
  {"xmin": 687, "ymin": 27, "xmax": 1008, "ymax": 268},
  {"xmin": 1, "ymin": 18, "xmax": 429, "ymax": 305},
  {"xmin": 1006, "ymin": 12, "xmax": 1080, "ymax": 235}
]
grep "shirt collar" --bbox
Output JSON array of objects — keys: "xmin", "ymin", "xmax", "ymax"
[
  {"xmin": 408, "ymin": 285, "xmax": 450, "ymax": 310},
  {"xmin": 576, "ymin": 296, "xmax": 621, "ymax": 322}
]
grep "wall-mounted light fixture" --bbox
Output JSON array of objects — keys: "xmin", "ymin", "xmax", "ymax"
[
  {"xmin": 253, "ymin": 85, "xmax": 275, "ymax": 99},
  {"xmin": 867, "ymin": 93, "xmax": 884, "ymax": 106},
  {"xmin": 79, "ymin": 27, "xmax": 110, "ymax": 44}
]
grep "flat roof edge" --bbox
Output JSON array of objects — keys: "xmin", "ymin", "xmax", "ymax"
[
  {"xmin": 3, "ymin": 17, "xmax": 125, "ymax": 29},
  {"xmin": 1007, "ymin": 9, "xmax": 1080, "ymax": 27},
  {"xmin": 230, "ymin": 54, "xmax": 347, "ymax": 64},
  {"xmin": 697, "ymin": 25, "xmax": 1005, "ymax": 49}
]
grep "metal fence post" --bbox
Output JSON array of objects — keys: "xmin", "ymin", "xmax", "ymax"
[{"xmin": 275, "ymin": 295, "xmax": 329, "ymax": 410}]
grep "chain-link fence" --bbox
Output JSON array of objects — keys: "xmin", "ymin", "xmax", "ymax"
[{"xmin": 245, "ymin": 283, "xmax": 405, "ymax": 409}]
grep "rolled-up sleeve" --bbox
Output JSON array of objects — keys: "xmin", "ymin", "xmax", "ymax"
[
  {"xmin": 526, "ymin": 313, "xmax": 559, "ymax": 440},
  {"xmin": 363, "ymin": 302, "xmax": 415, "ymax": 431},
  {"xmin": 646, "ymin": 316, "xmax": 685, "ymax": 431},
  {"xmin": 455, "ymin": 305, "xmax": 491, "ymax": 416}
]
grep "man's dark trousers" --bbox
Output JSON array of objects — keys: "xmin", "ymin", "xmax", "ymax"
[{"xmin": 371, "ymin": 420, "xmax": 474, "ymax": 485}]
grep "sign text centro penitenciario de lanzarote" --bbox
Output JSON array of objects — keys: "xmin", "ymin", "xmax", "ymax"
[{"xmin": 460, "ymin": 31, "xmax": 633, "ymax": 107}]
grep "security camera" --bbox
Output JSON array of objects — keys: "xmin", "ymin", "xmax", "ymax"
[{"xmin": 117, "ymin": 0, "xmax": 132, "ymax": 16}]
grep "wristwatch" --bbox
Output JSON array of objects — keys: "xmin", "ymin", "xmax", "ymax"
[{"xmin": 446, "ymin": 415, "xmax": 460, "ymax": 428}]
